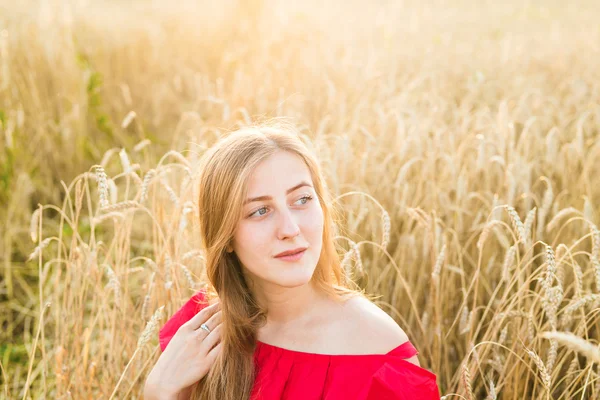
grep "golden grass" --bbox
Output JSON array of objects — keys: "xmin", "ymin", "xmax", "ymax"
[{"xmin": 2, "ymin": 0, "xmax": 600, "ymax": 398}]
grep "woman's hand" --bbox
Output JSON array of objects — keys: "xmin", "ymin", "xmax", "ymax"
[{"xmin": 144, "ymin": 301, "xmax": 223, "ymax": 398}]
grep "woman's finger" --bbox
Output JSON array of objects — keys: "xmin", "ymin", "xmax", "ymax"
[
  {"xmin": 194, "ymin": 310, "xmax": 222, "ymax": 332},
  {"xmin": 183, "ymin": 301, "xmax": 221, "ymax": 331},
  {"xmin": 205, "ymin": 340, "xmax": 223, "ymax": 365},
  {"xmin": 200, "ymin": 324, "xmax": 222, "ymax": 353}
]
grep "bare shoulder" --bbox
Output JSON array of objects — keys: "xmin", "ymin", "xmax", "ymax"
[
  {"xmin": 338, "ymin": 295, "xmax": 420, "ymax": 366},
  {"xmin": 340, "ymin": 295, "xmax": 408, "ymax": 346}
]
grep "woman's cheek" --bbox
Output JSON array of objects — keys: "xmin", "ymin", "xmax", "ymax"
[
  {"xmin": 235, "ymin": 222, "xmax": 260, "ymax": 255},
  {"xmin": 309, "ymin": 204, "xmax": 325, "ymax": 234}
]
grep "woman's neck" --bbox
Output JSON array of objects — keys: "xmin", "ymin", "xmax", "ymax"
[{"xmin": 254, "ymin": 280, "xmax": 327, "ymax": 327}]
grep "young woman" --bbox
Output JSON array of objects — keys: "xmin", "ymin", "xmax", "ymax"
[{"xmin": 144, "ymin": 121, "xmax": 440, "ymax": 399}]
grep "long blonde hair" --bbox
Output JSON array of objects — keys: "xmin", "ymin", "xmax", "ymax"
[{"xmin": 191, "ymin": 119, "xmax": 365, "ymax": 400}]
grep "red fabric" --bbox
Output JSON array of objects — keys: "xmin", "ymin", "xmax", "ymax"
[{"xmin": 159, "ymin": 290, "xmax": 440, "ymax": 399}]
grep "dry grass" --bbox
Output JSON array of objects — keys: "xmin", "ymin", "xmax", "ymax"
[{"xmin": 2, "ymin": 0, "xmax": 600, "ymax": 398}]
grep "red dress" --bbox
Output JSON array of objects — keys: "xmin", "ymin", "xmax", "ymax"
[{"xmin": 159, "ymin": 290, "xmax": 440, "ymax": 400}]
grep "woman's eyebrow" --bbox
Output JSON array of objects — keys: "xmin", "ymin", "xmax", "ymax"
[{"xmin": 244, "ymin": 181, "xmax": 313, "ymax": 205}]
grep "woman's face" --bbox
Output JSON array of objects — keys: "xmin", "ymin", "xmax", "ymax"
[{"xmin": 230, "ymin": 150, "xmax": 324, "ymax": 289}]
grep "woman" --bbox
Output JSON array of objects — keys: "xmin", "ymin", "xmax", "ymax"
[{"xmin": 144, "ymin": 121, "xmax": 440, "ymax": 400}]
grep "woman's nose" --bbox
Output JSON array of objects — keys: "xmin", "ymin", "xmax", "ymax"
[{"xmin": 277, "ymin": 209, "xmax": 301, "ymax": 240}]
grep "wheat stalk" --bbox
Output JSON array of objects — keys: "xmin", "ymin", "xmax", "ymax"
[
  {"xmin": 164, "ymin": 255, "xmax": 173, "ymax": 290},
  {"xmin": 541, "ymin": 183, "xmax": 553, "ymax": 216},
  {"xmin": 501, "ymin": 244, "xmax": 517, "ymax": 282},
  {"xmin": 478, "ymin": 220, "xmax": 502, "ymax": 250},
  {"xmin": 138, "ymin": 306, "xmax": 165, "ymax": 348},
  {"xmin": 540, "ymin": 331, "xmax": 600, "ymax": 364},
  {"xmin": 486, "ymin": 377, "xmax": 497, "ymax": 400},
  {"xmin": 159, "ymin": 150, "xmax": 191, "ymax": 167},
  {"xmin": 103, "ymin": 264, "xmax": 121, "ymax": 306},
  {"xmin": 107, "ymin": 178, "xmax": 118, "ymax": 205},
  {"xmin": 461, "ymin": 363, "xmax": 474, "ymax": 400},
  {"xmin": 28, "ymin": 237, "xmax": 53, "ymax": 261},
  {"xmin": 30, "ymin": 208, "xmax": 40, "ymax": 243},
  {"xmin": 573, "ymin": 263, "xmax": 584, "ymax": 298},
  {"xmin": 523, "ymin": 207, "xmax": 537, "ymax": 245},
  {"xmin": 421, "ymin": 311, "xmax": 430, "ymax": 330},
  {"xmin": 100, "ymin": 200, "xmax": 140, "ymax": 213},
  {"xmin": 546, "ymin": 207, "xmax": 581, "ymax": 232},
  {"xmin": 381, "ymin": 209, "xmax": 390, "ymax": 249},
  {"xmin": 561, "ymin": 294, "xmax": 600, "ymax": 325},
  {"xmin": 160, "ymin": 178, "xmax": 180, "ymax": 207},
  {"xmin": 566, "ymin": 355, "xmax": 579, "ymax": 387},
  {"xmin": 110, "ymin": 306, "xmax": 165, "ymax": 399},
  {"xmin": 140, "ymin": 169, "xmax": 157, "ymax": 203},
  {"xmin": 94, "ymin": 166, "xmax": 110, "ymax": 208},
  {"xmin": 583, "ymin": 196, "xmax": 594, "ymax": 223},
  {"xmin": 592, "ymin": 225, "xmax": 600, "ymax": 292},
  {"xmin": 505, "ymin": 206, "xmax": 526, "ymax": 244},
  {"xmin": 592, "ymin": 225, "xmax": 600, "ymax": 258},
  {"xmin": 497, "ymin": 311, "xmax": 535, "ymax": 342},
  {"xmin": 592, "ymin": 255, "xmax": 600, "ymax": 294},
  {"xmin": 177, "ymin": 262, "xmax": 196, "ymax": 289},
  {"xmin": 341, "ymin": 248, "xmax": 354, "ymax": 277},
  {"xmin": 431, "ymin": 244, "xmax": 446, "ymax": 286},
  {"xmin": 541, "ymin": 246, "xmax": 562, "ymax": 330},
  {"xmin": 459, "ymin": 305, "xmax": 472, "ymax": 335},
  {"xmin": 133, "ymin": 138, "xmax": 151, "ymax": 152},
  {"xmin": 93, "ymin": 211, "xmax": 125, "ymax": 224},
  {"xmin": 119, "ymin": 148, "xmax": 132, "ymax": 174},
  {"xmin": 546, "ymin": 339, "xmax": 558, "ymax": 373},
  {"xmin": 141, "ymin": 272, "xmax": 155, "ymax": 320},
  {"xmin": 182, "ymin": 250, "xmax": 205, "ymax": 262},
  {"xmin": 543, "ymin": 245, "xmax": 557, "ymax": 292},
  {"xmin": 525, "ymin": 347, "xmax": 551, "ymax": 391},
  {"xmin": 352, "ymin": 242, "xmax": 364, "ymax": 274},
  {"xmin": 406, "ymin": 207, "xmax": 430, "ymax": 228},
  {"xmin": 121, "ymin": 111, "xmax": 137, "ymax": 129}
]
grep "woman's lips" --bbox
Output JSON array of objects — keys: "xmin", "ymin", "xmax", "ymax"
[{"xmin": 275, "ymin": 248, "xmax": 306, "ymax": 262}]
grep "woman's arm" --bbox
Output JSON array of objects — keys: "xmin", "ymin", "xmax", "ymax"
[
  {"xmin": 143, "ymin": 379, "xmax": 195, "ymax": 400},
  {"xmin": 143, "ymin": 381, "xmax": 179, "ymax": 400},
  {"xmin": 143, "ymin": 372, "xmax": 196, "ymax": 400}
]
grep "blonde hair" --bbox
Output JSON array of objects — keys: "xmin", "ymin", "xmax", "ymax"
[{"xmin": 191, "ymin": 119, "xmax": 365, "ymax": 400}]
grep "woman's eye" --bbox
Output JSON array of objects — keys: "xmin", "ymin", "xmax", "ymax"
[
  {"xmin": 249, "ymin": 207, "xmax": 268, "ymax": 218},
  {"xmin": 296, "ymin": 195, "xmax": 313, "ymax": 205},
  {"xmin": 248, "ymin": 195, "xmax": 313, "ymax": 218}
]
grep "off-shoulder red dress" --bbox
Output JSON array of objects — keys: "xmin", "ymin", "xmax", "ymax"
[{"xmin": 158, "ymin": 290, "xmax": 440, "ymax": 399}]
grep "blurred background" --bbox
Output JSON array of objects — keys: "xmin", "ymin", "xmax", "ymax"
[{"xmin": 1, "ymin": 0, "xmax": 600, "ymax": 398}]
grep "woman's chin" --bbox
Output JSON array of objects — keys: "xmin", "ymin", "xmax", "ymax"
[{"xmin": 272, "ymin": 267, "xmax": 316, "ymax": 288}]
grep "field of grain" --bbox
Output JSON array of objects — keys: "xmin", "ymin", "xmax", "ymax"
[{"xmin": 1, "ymin": 0, "xmax": 600, "ymax": 398}]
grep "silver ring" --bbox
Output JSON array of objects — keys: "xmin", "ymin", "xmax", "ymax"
[{"xmin": 200, "ymin": 323, "xmax": 211, "ymax": 333}]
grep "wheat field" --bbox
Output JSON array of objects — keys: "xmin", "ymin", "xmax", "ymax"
[{"xmin": 1, "ymin": 0, "xmax": 600, "ymax": 398}]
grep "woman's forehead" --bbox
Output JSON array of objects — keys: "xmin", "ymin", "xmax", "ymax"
[{"xmin": 246, "ymin": 152, "xmax": 313, "ymax": 195}]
